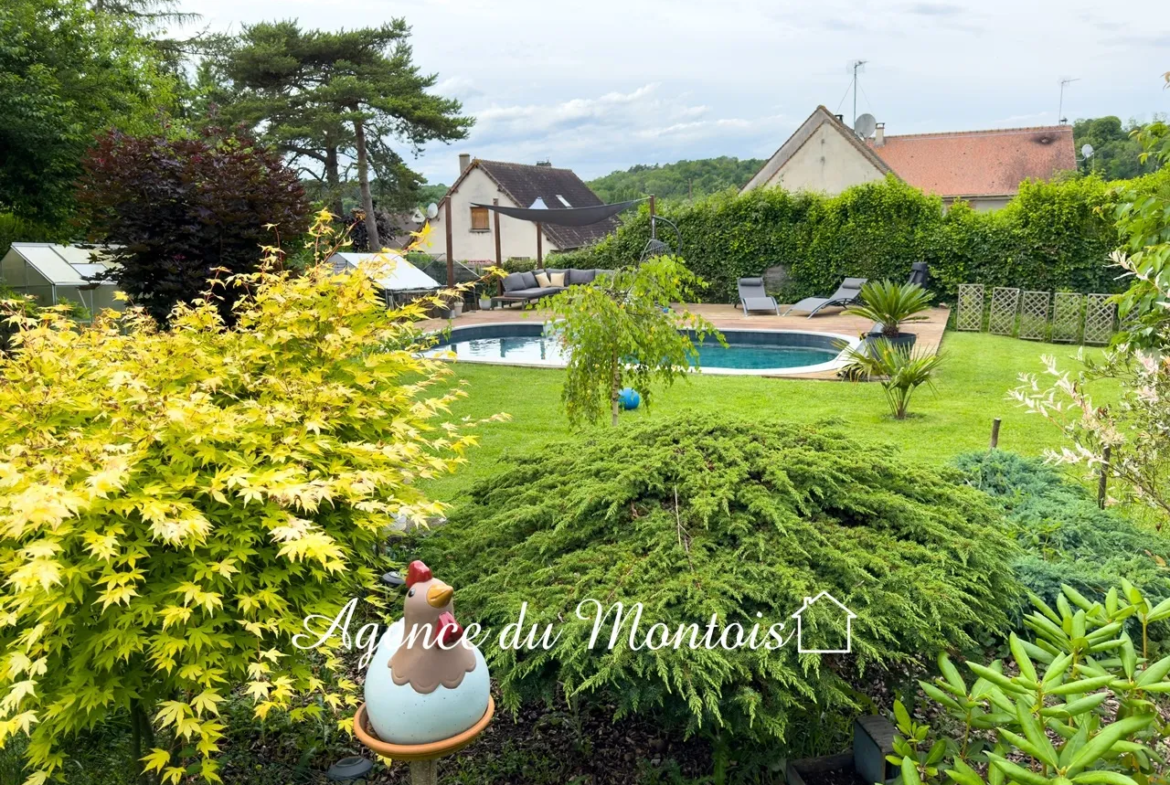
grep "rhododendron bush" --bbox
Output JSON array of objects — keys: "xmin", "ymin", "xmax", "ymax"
[{"xmin": 0, "ymin": 215, "xmax": 487, "ymax": 783}]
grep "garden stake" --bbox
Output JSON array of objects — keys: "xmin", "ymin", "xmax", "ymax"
[
  {"xmin": 990, "ymin": 418, "xmax": 1001, "ymax": 449},
  {"xmin": 1098, "ymin": 445, "xmax": 1111, "ymax": 509}
]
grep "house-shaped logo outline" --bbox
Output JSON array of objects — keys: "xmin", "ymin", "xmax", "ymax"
[{"xmin": 790, "ymin": 591, "xmax": 857, "ymax": 654}]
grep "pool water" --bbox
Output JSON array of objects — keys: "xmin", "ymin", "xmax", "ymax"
[{"xmin": 431, "ymin": 334, "xmax": 840, "ymax": 371}]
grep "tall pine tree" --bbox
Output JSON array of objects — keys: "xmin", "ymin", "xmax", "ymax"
[{"xmin": 220, "ymin": 21, "xmax": 471, "ymax": 246}]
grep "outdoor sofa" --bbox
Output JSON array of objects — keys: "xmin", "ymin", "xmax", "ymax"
[{"xmin": 491, "ymin": 268, "xmax": 603, "ymax": 308}]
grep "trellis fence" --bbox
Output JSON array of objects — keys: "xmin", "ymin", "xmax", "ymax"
[{"xmin": 954, "ymin": 285, "xmax": 1121, "ymax": 345}]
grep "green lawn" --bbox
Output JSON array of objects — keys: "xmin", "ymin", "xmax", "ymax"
[{"xmin": 422, "ymin": 332, "xmax": 1116, "ymax": 503}]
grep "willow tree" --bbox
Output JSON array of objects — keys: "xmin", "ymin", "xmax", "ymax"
[{"xmin": 544, "ymin": 257, "xmax": 722, "ymax": 427}]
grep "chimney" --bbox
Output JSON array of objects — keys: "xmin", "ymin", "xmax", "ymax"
[
  {"xmin": 458, "ymin": 153, "xmax": 471, "ymax": 174},
  {"xmin": 874, "ymin": 122, "xmax": 885, "ymax": 147},
  {"xmin": 535, "ymin": 159, "xmax": 552, "ymax": 167},
  {"xmin": 834, "ymin": 114, "xmax": 844, "ymax": 123}
]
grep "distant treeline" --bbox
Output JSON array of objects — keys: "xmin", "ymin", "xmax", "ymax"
[{"xmin": 587, "ymin": 157, "xmax": 765, "ymax": 203}]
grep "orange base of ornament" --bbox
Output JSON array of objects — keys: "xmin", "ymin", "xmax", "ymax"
[{"xmin": 353, "ymin": 697, "xmax": 495, "ymax": 762}]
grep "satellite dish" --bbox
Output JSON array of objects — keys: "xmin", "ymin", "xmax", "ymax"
[
  {"xmin": 426, "ymin": 202, "xmax": 439, "ymax": 220},
  {"xmin": 1081, "ymin": 143, "xmax": 1094, "ymax": 159},
  {"xmin": 854, "ymin": 113, "xmax": 877, "ymax": 139}
]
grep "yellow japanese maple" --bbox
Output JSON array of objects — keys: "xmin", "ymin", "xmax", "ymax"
[{"xmin": 0, "ymin": 214, "xmax": 484, "ymax": 783}]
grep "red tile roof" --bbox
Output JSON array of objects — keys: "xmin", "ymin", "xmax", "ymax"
[{"xmin": 867, "ymin": 125, "xmax": 1076, "ymax": 199}]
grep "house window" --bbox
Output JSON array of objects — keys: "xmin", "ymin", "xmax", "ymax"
[
  {"xmin": 470, "ymin": 206, "xmax": 490, "ymax": 232},
  {"xmin": 556, "ymin": 194, "xmax": 571, "ymax": 207}
]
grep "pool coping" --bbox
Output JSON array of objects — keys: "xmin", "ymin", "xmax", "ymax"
[{"xmin": 425, "ymin": 321, "xmax": 862, "ymax": 377}]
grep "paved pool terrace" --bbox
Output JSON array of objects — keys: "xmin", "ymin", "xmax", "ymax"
[{"xmin": 418, "ymin": 304, "xmax": 951, "ymax": 380}]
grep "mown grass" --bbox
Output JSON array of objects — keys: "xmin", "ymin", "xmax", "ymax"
[{"xmin": 421, "ymin": 332, "xmax": 1118, "ymax": 504}]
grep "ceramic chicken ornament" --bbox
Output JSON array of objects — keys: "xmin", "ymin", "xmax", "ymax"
[{"xmin": 364, "ymin": 560, "xmax": 491, "ymax": 745}]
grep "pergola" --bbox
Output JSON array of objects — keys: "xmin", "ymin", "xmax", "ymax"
[{"xmin": 438, "ymin": 196, "xmax": 657, "ymax": 287}]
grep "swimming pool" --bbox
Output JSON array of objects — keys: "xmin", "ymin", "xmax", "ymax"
[{"xmin": 426, "ymin": 322, "xmax": 858, "ymax": 376}]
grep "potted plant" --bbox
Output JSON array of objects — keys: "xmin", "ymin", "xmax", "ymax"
[
  {"xmin": 847, "ymin": 280, "xmax": 933, "ymax": 349},
  {"xmin": 786, "ymin": 715, "xmax": 897, "ymax": 785}
]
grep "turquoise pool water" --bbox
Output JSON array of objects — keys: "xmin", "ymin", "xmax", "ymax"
[{"xmin": 431, "ymin": 332, "xmax": 842, "ymax": 371}]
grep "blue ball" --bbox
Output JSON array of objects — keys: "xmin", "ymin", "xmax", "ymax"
[{"xmin": 618, "ymin": 387, "xmax": 641, "ymax": 410}]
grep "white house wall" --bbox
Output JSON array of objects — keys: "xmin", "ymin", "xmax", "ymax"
[
  {"xmin": 762, "ymin": 124, "xmax": 887, "ymax": 195},
  {"xmin": 428, "ymin": 167, "xmax": 560, "ymax": 263}
]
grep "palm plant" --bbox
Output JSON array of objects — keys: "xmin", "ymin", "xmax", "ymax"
[
  {"xmin": 841, "ymin": 338, "xmax": 944, "ymax": 419},
  {"xmin": 847, "ymin": 280, "xmax": 933, "ymax": 337}
]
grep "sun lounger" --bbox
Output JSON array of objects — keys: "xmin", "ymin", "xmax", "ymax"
[
  {"xmin": 737, "ymin": 277, "xmax": 780, "ymax": 315},
  {"xmin": 782, "ymin": 277, "xmax": 868, "ymax": 318}
]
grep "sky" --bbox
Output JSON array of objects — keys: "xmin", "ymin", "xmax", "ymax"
[{"xmin": 182, "ymin": 0, "xmax": 1169, "ymax": 185}]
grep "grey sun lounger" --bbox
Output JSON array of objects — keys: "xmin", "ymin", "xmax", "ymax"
[
  {"xmin": 782, "ymin": 277, "xmax": 868, "ymax": 318},
  {"xmin": 737, "ymin": 277, "xmax": 780, "ymax": 315}
]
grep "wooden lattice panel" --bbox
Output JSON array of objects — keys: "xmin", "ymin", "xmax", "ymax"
[
  {"xmin": 988, "ymin": 287, "xmax": 1021, "ymax": 336},
  {"xmin": 1018, "ymin": 290, "xmax": 1050, "ymax": 341},
  {"xmin": 1051, "ymin": 292, "xmax": 1083, "ymax": 344},
  {"xmin": 1083, "ymin": 294, "xmax": 1116, "ymax": 345},
  {"xmin": 1119, "ymin": 305, "xmax": 1140, "ymax": 333},
  {"xmin": 956, "ymin": 284, "xmax": 984, "ymax": 331}
]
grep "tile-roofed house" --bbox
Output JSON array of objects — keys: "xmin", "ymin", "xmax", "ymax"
[
  {"xmin": 429, "ymin": 155, "xmax": 618, "ymax": 265},
  {"xmin": 743, "ymin": 106, "xmax": 1077, "ymax": 211},
  {"xmin": 742, "ymin": 106, "xmax": 894, "ymax": 195},
  {"xmin": 867, "ymin": 124, "xmax": 1076, "ymax": 210}
]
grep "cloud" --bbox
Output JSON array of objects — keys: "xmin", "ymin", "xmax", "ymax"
[
  {"xmin": 434, "ymin": 75, "xmax": 482, "ymax": 100},
  {"xmin": 423, "ymin": 83, "xmax": 792, "ymax": 181},
  {"xmin": 906, "ymin": 2, "xmax": 964, "ymax": 15}
]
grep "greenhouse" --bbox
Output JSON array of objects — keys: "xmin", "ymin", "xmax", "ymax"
[
  {"xmin": 0, "ymin": 243, "xmax": 124, "ymax": 315},
  {"xmin": 327, "ymin": 251, "xmax": 441, "ymax": 306}
]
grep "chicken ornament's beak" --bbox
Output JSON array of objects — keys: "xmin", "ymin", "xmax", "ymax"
[{"xmin": 427, "ymin": 581, "xmax": 454, "ymax": 608}]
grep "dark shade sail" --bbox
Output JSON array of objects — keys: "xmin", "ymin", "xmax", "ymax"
[{"xmin": 470, "ymin": 198, "xmax": 644, "ymax": 227}]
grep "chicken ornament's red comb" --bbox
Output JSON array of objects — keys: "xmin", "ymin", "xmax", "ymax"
[{"xmin": 405, "ymin": 560, "xmax": 432, "ymax": 588}]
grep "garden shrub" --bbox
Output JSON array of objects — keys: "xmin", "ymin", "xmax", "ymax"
[
  {"xmin": 953, "ymin": 450, "xmax": 1170, "ymax": 610},
  {"xmin": 0, "ymin": 217, "xmax": 485, "ymax": 783},
  {"xmin": 0, "ymin": 213, "xmax": 69, "ymax": 258},
  {"xmin": 568, "ymin": 174, "xmax": 1134, "ymax": 304},
  {"xmin": 76, "ymin": 126, "xmax": 310, "ymax": 324},
  {"xmin": 412, "ymin": 415, "xmax": 1020, "ymax": 754}
]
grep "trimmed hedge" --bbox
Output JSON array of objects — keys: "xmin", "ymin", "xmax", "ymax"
[{"xmin": 554, "ymin": 170, "xmax": 1170, "ymax": 304}]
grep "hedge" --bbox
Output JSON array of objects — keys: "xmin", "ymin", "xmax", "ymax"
[{"xmin": 552, "ymin": 170, "xmax": 1170, "ymax": 304}]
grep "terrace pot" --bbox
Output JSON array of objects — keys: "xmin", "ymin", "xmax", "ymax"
[
  {"xmin": 479, "ymin": 296, "xmax": 493, "ymax": 311},
  {"xmin": 866, "ymin": 323, "xmax": 916, "ymax": 351},
  {"xmin": 785, "ymin": 716, "xmax": 896, "ymax": 785}
]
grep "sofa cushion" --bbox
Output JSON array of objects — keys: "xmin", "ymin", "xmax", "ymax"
[
  {"xmin": 502, "ymin": 272, "xmax": 530, "ymax": 293},
  {"xmin": 535, "ymin": 271, "xmax": 552, "ymax": 288},
  {"xmin": 567, "ymin": 268, "xmax": 597, "ymax": 285},
  {"xmin": 520, "ymin": 271, "xmax": 539, "ymax": 289},
  {"xmin": 549, "ymin": 272, "xmax": 566, "ymax": 287}
]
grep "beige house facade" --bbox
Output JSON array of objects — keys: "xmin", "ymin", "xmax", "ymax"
[
  {"xmin": 429, "ymin": 156, "xmax": 617, "ymax": 264},
  {"xmin": 741, "ymin": 107, "xmax": 891, "ymax": 195}
]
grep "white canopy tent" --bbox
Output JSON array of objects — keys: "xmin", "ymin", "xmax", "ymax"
[
  {"xmin": 327, "ymin": 251, "xmax": 441, "ymax": 305},
  {"xmin": 0, "ymin": 243, "xmax": 124, "ymax": 316}
]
